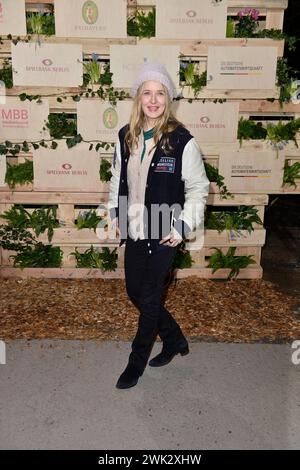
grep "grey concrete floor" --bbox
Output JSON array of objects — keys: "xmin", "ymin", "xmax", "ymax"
[{"xmin": 0, "ymin": 340, "xmax": 300, "ymax": 450}]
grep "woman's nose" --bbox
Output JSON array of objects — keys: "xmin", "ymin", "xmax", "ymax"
[{"xmin": 150, "ymin": 93, "xmax": 157, "ymax": 103}]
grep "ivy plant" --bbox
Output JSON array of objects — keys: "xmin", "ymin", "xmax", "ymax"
[
  {"xmin": 0, "ymin": 58, "xmax": 13, "ymax": 88},
  {"xmin": 0, "ymin": 225, "xmax": 62, "ymax": 268},
  {"xmin": 0, "ymin": 136, "xmax": 114, "ymax": 157},
  {"xmin": 100, "ymin": 158, "xmax": 112, "ymax": 182},
  {"xmin": 204, "ymin": 162, "xmax": 233, "ymax": 199},
  {"xmin": 44, "ymin": 113, "xmax": 77, "ymax": 139},
  {"xmin": 4, "ymin": 159, "xmax": 33, "ymax": 188},
  {"xmin": 255, "ymin": 29, "xmax": 299, "ymax": 52}
]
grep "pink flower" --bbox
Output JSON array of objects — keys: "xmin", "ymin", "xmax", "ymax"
[{"xmin": 251, "ymin": 9, "xmax": 260, "ymax": 20}]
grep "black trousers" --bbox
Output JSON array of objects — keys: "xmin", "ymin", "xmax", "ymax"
[{"xmin": 124, "ymin": 236, "xmax": 187, "ymax": 374}]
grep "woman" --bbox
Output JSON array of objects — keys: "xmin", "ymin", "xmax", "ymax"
[{"xmin": 108, "ymin": 61, "xmax": 210, "ymax": 389}]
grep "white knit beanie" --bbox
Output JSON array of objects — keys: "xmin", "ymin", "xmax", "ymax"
[{"xmin": 131, "ymin": 61, "xmax": 176, "ymax": 100}]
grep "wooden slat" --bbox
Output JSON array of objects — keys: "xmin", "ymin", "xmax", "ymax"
[
  {"xmin": 24, "ymin": 0, "xmax": 287, "ymax": 6},
  {"xmin": 0, "ymin": 37, "xmax": 137, "ymax": 56},
  {"xmin": 266, "ymin": 8, "xmax": 285, "ymax": 29},
  {"xmin": 139, "ymin": 37, "xmax": 284, "ymax": 56},
  {"xmin": 17, "ymin": 227, "xmax": 266, "ymax": 247},
  {"xmin": 0, "ymin": 37, "xmax": 284, "ymax": 57},
  {"xmin": 0, "ymin": 267, "xmax": 125, "ymax": 278},
  {"xmin": 0, "ymin": 190, "xmax": 269, "ymax": 206},
  {"xmin": 136, "ymin": 0, "xmax": 286, "ymax": 5},
  {"xmin": 182, "ymin": 86, "xmax": 280, "ymax": 100},
  {"xmin": 1, "ymin": 96, "xmax": 298, "ymax": 114},
  {"xmin": 0, "ymin": 266, "xmax": 263, "ymax": 279}
]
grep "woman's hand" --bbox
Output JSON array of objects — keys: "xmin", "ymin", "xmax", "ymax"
[
  {"xmin": 111, "ymin": 217, "xmax": 121, "ymax": 238},
  {"xmin": 159, "ymin": 228, "xmax": 182, "ymax": 247}
]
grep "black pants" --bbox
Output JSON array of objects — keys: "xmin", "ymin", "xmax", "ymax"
[{"xmin": 124, "ymin": 236, "xmax": 187, "ymax": 374}]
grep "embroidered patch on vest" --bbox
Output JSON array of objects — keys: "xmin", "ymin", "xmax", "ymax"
[{"xmin": 154, "ymin": 157, "xmax": 176, "ymax": 173}]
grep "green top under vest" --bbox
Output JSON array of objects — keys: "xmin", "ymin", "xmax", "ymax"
[{"xmin": 141, "ymin": 127, "xmax": 154, "ymax": 163}]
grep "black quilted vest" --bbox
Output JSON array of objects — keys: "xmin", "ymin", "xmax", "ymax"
[{"xmin": 116, "ymin": 123, "xmax": 193, "ymax": 247}]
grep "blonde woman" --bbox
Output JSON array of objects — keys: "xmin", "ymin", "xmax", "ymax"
[{"xmin": 108, "ymin": 62, "xmax": 210, "ymax": 389}]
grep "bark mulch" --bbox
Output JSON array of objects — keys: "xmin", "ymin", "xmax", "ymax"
[{"xmin": 0, "ymin": 276, "xmax": 299, "ymax": 343}]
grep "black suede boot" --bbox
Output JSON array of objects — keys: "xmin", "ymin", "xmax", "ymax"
[
  {"xmin": 116, "ymin": 363, "xmax": 143, "ymax": 389},
  {"xmin": 148, "ymin": 341, "xmax": 189, "ymax": 367}
]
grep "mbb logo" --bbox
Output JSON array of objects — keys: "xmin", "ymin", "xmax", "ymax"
[{"xmin": 1, "ymin": 109, "xmax": 29, "ymax": 120}]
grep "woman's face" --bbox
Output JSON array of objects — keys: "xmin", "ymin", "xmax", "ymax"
[{"xmin": 140, "ymin": 80, "xmax": 167, "ymax": 126}]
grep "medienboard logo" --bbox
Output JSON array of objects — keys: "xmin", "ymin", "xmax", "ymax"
[{"xmin": 0, "ymin": 340, "xmax": 6, "ymax": 365}]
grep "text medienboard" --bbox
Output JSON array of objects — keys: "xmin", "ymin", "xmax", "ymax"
[{"xmin": 0, "ymin": 97, "xmax": 50, "ymax": 142}]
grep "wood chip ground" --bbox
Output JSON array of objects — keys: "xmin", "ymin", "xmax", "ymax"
[{"xmin": 0, "ymin": 277, "xmax": 299, "ymax": 343}]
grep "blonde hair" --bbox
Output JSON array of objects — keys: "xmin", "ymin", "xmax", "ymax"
[{"xmin": 124, "ymin": 82, "xmax": 185, "ymax": 156}]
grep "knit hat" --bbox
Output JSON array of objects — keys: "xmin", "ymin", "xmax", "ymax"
[{"xmin": 131, "ymin": 61, "xmax": 176, "ymax": 100}]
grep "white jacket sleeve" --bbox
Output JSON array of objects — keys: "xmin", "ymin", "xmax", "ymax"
[
  {"xmin": 107, "ymin": 137, "xmax": 121, "ymax": 221},
  {"xmin": 173, "ymin": 137, "xmax": 210, "ymax": 238}
]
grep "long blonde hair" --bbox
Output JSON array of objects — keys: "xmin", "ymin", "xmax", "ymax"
[{"xmin": 124, "ymin": 82, "xmax": 185, "ymax": 156}]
